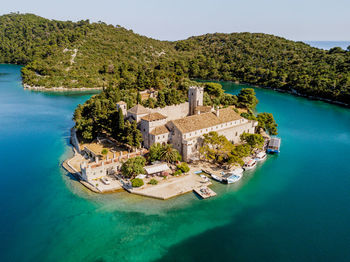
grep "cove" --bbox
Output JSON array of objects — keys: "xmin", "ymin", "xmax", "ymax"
[{"xmin": 0, "ymin": 64, "xmax": 350, "ymax": 262}]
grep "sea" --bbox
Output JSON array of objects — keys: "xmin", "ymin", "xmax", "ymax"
[
  {"xmin": 304, "ymin": 41, "xmax": 350, "ymax": 50},
  {"xmin": 0, "ymin": 64, "xmax": 350, "ymax": 261}
]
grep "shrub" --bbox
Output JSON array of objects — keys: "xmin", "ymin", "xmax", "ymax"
[
  {"xmin": 121, "ymin": 156, "xmax": 146, "ymax": 178},
  {"xmin": 131, "ymin": 178, "xmax": 144, "ymax": 187},
  {"xmin": 101, "ymin": 148, "xmax": 108, "ymax": 155},
  {"xmin": 148, "ymin": 179, "xmax": 158, "ymax": 185},
  {"xmin": 176, "ymin": 162, "xmax": 190, "ymax": 173},
  {"xmin": 173, "ymin": 170, "xmax": 182, "ymax": 176}
]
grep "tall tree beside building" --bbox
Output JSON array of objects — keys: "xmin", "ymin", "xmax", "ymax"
[
  {"xmin": 117, "ymin": 108, "xmax": 124, "ymax": 131},
  {"xmin": 257, "ymin": 113, "xmax": 278, "ymax": 135},
  {"xmin": 121, "ymin": 156, "xmax": 146, "ymax": 178},
  {"xmin": 159, "ymin": 144, "xmax": 182, "ymax": 163},
  {"xmin": 237, "ymin": 88, "xmax": 259, "ymax": 109},
  {"xmin": 136, "ymin": 91, "xmax": 142, "ymax": 104}
]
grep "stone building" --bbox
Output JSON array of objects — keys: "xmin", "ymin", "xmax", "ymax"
[
  {"xmin": 135, "ymin": 86, "xmax": 258, "ymax": 161},
  {"xmin": 126, "ymin": 104, "xmax": 150, "ymax": 122}
]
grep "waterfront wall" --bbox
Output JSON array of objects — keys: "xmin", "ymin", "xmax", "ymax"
[{"xmin": 70, "ymin": 128, "xmax": 81, "ymax": 153}]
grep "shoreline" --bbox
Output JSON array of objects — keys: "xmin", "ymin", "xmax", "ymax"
[
  {"xmin": 23, "ymin": 83, "xmax": 103, "ymax": 92},
  {"xmin": 22, "ymin": 79, "xmax": 349, "ymax": 108},
  {"xmin": 195, "ymin": 78, "xmax": 350, "ymax": 108}
]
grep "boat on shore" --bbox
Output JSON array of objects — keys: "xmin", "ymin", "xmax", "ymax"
[
  {"xmin": 243, "ymin": 159, "xmax": 257, "ymax": 170},
  {"xmin": 255, "ymin": 151, "xmax": 267, "ymax": 161}
]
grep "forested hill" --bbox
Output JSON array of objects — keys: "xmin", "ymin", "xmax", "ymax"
[{"xmin": 0, "ymin": 13, "xmax": 349, "ymax": 104}]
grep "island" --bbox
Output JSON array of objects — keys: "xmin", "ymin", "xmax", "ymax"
[
  {"xmin": 0, "ymin": 13, "xmax": 349, "ymax": 107},
  {"xmin": 64, "ymin": 83, "xmax": 278, "ymax": 199}
]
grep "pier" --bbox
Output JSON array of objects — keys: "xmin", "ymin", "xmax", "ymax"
[{"xmin": 193, "ymin": 186, "xmax": 217, "ymax": 199}]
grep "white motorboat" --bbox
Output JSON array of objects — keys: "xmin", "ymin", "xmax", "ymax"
[
  {"xmin": 255, "ymin": 151, "xmax": 267, "ymax": 161},
  {"xmin": 210, "ymin": 174, "xmax": 223, "ymax": 182},
  {"xmin": 230, "ymin": 167, "xmax": 244, "ymax": 176},
  {"xmin": 243, "ymin": 159, "xmax": 257, "ymax": 170},
  {"xmin": 222, "ymin": 168, "xmax": 244, "ymax": 184},
  {"xmin": 200, "ymin": 174, "xmax": 210, "ymax": 182},
  {"xmin": 223, "ymin": 173, "xmax": 242, "ymax": 184}
]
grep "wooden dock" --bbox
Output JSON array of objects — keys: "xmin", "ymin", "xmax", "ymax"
[{"xmin": 193, "ymin": 186, "xmax": 217, "ymax": 199}]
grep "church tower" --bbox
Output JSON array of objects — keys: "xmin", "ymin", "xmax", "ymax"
[{"xmin": 188, "ymin": 86, "xmax": 204, "ymax": 115}]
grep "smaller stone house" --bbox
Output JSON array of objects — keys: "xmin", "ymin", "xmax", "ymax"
[{"xmin": 127, "ymin": 104, "xmax": 150, "ymax": 122}]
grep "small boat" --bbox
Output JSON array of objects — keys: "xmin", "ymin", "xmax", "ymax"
[
  {"xmin": 230, "ymin": 167, "xmax": 244, "ymax": 176},
  {"xmin": 243, "ymin": 159, "xmax": 257, "ymax": 170},
  {"xmin": 200, "ymin": 174, "xmax": 210, "ymax": 182},
  {"xmin": 222, "ymin": 168, "xmax": 243, "ymax": 184},
  {"xmin": 210, "ymin": 174, "xmax": 223, "ymax": 182},
  {"xmin": 255, "ymin": 151, "xmax": 267, "ymax": 161},
  {"xmin": 223, "ymin": 173, "xmax": 242, "ymax": 184}
]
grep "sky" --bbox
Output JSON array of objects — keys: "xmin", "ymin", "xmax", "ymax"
[{"xmin": 1, "ymin": 0, "xmax": 349, "ymax": 41}]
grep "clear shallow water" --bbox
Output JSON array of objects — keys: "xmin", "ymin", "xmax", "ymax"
[{"xmin": 0, "ymin": 64, "xmax": 350, "ymax": 262}]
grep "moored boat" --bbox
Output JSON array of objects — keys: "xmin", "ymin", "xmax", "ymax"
[
  {"xmin": 267, "ymin": 137, "xmax": 281, "ymax": 154},
  {"xmin": 255, "ymin": 151, "xmax": 267, "ymax": 161},
  {"xmin": 243, "ymin": 159, "xmax": 257, "ymax": 170},
  {"xmin": 223, "ymin": 173, "xmax": 242, "ymax": 184},
  {"xmin": 200, "ymin": 174, "xmax": 210, "ymax": 182},
  {"xmin": 222, "ymin": 167, "xmax": 244, "ymax": 184},
  {"xmin": 210, "ymin": 174, "xmax": 223, "ymax": 182}
]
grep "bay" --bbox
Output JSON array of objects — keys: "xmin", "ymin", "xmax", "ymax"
[{"xmin": 0, "ymin": 64, "xmax": 349, "ymax": 262}]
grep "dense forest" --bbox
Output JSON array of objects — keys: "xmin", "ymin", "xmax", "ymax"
[{"xmin": 0, "ymin": 13, "xmax": 349, "ymax": 105}]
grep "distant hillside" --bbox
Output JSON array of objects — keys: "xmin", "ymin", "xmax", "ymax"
[{"xmin": 0, "ymin": 13, "xmax": 349, "ymax": 104}]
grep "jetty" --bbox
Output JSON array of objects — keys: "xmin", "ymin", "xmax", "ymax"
[{"xmin": 193, "ymin": 186, "xmax": 217, "ymax": 199}]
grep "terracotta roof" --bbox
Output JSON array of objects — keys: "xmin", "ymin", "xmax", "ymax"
[
  {"xmin": 217, "ymin": 107, "xmax": 243, "ymax": 123},
  {"xmin": 127, "ymin": 104, "xmax": 150, "ymax": 115},
  {"xmin": 170, "ymin": 107, "xmax": 243, "ymax": 133},
  {"xmin": 150, "ymin": 125, "xmax": 169, "ymax": 135},
  {"xmin": 141, "ymin": 112, "xmax": 167, "ymax": 122},
  {"xmin": 194, "ymin": 105, "xmax": 212, "ymax": 114}
]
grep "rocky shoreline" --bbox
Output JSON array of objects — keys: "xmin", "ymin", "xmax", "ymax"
[{"xmin": 23, "ymin": 83, "xmax": 103, "ymax": 92}]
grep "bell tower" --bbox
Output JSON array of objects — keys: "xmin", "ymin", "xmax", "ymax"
[{"xmin": 188, "ymin": 86, "xmax": 204, "ymax": 115}]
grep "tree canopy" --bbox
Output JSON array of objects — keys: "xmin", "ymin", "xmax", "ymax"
[
  {"xmin": 121, "ymin": 156, "xmax": 146, "ymax": 178},
  {"xmin": 1, "ymin": 13, "xmax": 349, "ymax": 105}
]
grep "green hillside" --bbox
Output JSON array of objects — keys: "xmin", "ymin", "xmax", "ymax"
[{"xmin": 0, "ymin": 13, "xmax": 349, "ymax": 104}]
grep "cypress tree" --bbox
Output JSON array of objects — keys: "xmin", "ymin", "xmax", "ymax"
[
  {"xmin": 117, "ymin": 108, "xmax": 124, "ymax": 131},
  {"xmin": 137, "ymin": 91, "xmax": 142, "ymax": 104}
]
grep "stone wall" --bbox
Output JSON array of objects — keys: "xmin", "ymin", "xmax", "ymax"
[
  {"xmin": 149, "ymin": 102, "xmax": 189, "ymax": 121},
  {"xmin": 70, "ymin": 128, "xmax": 81, "ymax": 153},
  {"xmin": 217, "ymin": 121, "xmax": 257, "ymax": 144}
]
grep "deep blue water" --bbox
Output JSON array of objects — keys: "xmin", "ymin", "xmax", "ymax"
[{"xmin": 0, "ymin": 64, "xmax": 350, "ymax": 262}]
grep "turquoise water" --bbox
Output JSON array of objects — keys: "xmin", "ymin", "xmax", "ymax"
[{"xmin": 1, "ymin": 64, "xmax": 350, "ymax": 262}]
